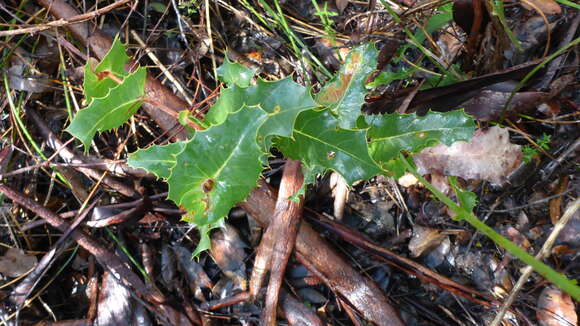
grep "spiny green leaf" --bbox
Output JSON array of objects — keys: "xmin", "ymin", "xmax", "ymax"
[
  {"xmin": 206, "ymin": 77, "xmax": 316, "ymax": 148},
  {"xmin": 67, "ymin": 67, "xmax": 147, "ymax": 151},
  {"xmin": 204, "ymin": 86, "xmax": 243, "ymax": 125},
  {"xmin": 95, "ymin": 36, "xmax": 131, "ymax": 78},
  {"xmin": 83, "ymin": 37, "xmax": 131, "ymax": 103},
  {"xmin": 84, "ymin": 60, "xmax": 118, "ymax": 104},
  {"xmin": 207, "ymin": 78, "xmax": 316, "ymax": 134},
  {"xmin": 127, "ymin": 141, "xmax": 186, "ymax": 179},
  {"xmin": 366, "ymin": 110, "xmax": 475, "ymax": 166},
  {"xmin": 316, "ymin": 43, "xmax": 378, "ymax": 129},
  {"xmin": 217, "ymin": 56, "xmax": 257, "ymax": 88},
  {"xmin": 168, "ymin": 105, "xmax": 268, "ymax": 226},
  {"xmin": 192, "ymin": 220, "xmax": 224, "ymax": 258},
  {"xmin": 275, "ymin": 109, "xmax": 381, "ymax": 184}
]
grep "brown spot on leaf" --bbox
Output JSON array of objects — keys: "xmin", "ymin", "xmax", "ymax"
[
  {"xmin": 317, "ymin": 73, "xmax": 353, "ymax": 104},
  {"xmin": 202, "ymin": 179, "xmax": 215, "ymax": 194},
  {"xmin": 317, "ymin": 51, "xmax": 364, "ymax": 105}
]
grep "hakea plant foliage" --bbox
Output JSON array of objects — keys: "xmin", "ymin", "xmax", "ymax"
[{"xmin": 68, "ymin": 39, "xmax": 475, "ymax": 255}]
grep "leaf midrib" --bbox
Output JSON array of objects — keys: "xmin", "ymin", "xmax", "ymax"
[
  {"xmin": 178, "ymin": 111, "xmax": 267, "ymax": 210},
  {"xmin": 370, "ymin": 126, "xmax": 471, "ymax": 142},
  {"xmin": 294, "ymin": 129, "xmax": 378, "ymax": 171}
]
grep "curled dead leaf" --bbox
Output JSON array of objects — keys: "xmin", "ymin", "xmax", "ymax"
[
  {"xmin": 414, "ymin": 126, "xmax": 522, "ymax": 184},
  {"xmin": 409, "ymin": 225, "xmax": 446, "ymax": 257},
  {"xmin": 0, "ymin": 248, "xmax": 37, "ymax": 278},
  {"xmin": 537, "ymin": 286, "xmax": 578, "ymax": 326},
  {"xmin": 521, "ymin": 0, "xmax": 561, "ymax": 15}
]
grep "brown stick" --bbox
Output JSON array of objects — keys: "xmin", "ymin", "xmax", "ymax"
[
  {"xmin": 27, "ymin": 109, "xmax": 136, "ymax": 197},
  {"xmin": 279, "ymin": 289, "xmax": 325, "ymax": 326},
  {"xmin": 261, "ymin": 160, "xmax": 304, "ymax": 326},
  {"xmin": 241, "ymin": 182, "xmax": 405, "ymax": 326},
  {"xmin": 0, "ymin": 184, "xmax": 199, "ymax": 325},
  {"xmin": 249, "ymin": 219, "xmax": 275, "ymax": 299},
  {"xmin": 305, "ymin": 213, "xmax": 499, "ymax": 307},
  {"xmin": 0, "ymin": 0, "xmax": 132, "ymax": 37}
]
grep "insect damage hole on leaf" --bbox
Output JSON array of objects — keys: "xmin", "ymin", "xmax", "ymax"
[{"xmin": 202, "ymin": 179, "xmax": 215, "ymax": 193}]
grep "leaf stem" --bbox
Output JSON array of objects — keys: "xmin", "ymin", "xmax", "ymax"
[{"xmin": 399, "ymin": 154, "xmax": 580, "ymax": 301}]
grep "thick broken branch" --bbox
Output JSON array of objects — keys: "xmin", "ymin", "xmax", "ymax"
[
  {"xmin": 261, "ymin": 160, "xmax": 304, "ymax": 326},
  {"xmin": 241, "ymin": 182, "xmax": 405, "ymax": 326}
]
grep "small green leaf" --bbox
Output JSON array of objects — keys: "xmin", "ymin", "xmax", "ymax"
[
  {"xmin": 192, "ymin": 221, "xmax": 224, "ymax": 258},
  {"xmin": 205, "ymin": 86, "xmax": 243, "ymax": 125},
  {"xmin": 127, "ymin": 141, "xmax": 186, "ymax": 179},
  {"xmin": 366, "ymin": 110, "xmax": 475, "ymax": 165},
  {"xmin": 168, "ymin": 105, "xmax": 268, "ymax": 226},
  {"xmin": 83, "ymin": 37, "xmax": 132, "ymax": 104},
  {"xmin": 83, "ymin": 59, "xmax": 118, "ymax": 104},
  {"xmin": 276, "ymin": 109, "xmax": 381, "ymax": 184},
  {"xmin": 95, "ymin": 36, "xmax": 131, "ymax": 78},
  {"xmin": 216, "ymin": 56, "xmax": 257, "ymax": 88},
  {"xmin": 316, "ymin": 43, "xmax": 378, "ymax": 129},
  {"xmin": 367, "ymin": 68, "xmax": 414, "ymax": 88},
  {"xmin": 448, "ymin": 176, "xmax": 477, "ymax": 218},
  {"xmin": 67, "ymin": 67, "xmax": 147, "ymax": 151}
]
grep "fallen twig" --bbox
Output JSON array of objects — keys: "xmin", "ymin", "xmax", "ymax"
[
  {"xmin": 0, "ymin": 184, "xmax": 199, "ymax": 325},
  {"xmin": 0, "ymin": 0, "xmax": 132, "ymax": 37},
  {"xmin": 241, "ymin": 182, "xmax": 405, "ymax": 326},
  {"xmin": 489, "ymin": 197, "xmax": 580, "ymax": 326},
  {"xmin": 305, "ymin": 211, "xmax": 499, "ymax": 307}
]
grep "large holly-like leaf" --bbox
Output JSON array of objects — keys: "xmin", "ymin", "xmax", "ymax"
[
  {"xmin": 127, "ymin": 141, "xmax": 186, "ymax": 179},
  {"xmin": 167, "ymin": 105, "xmax": 268, "ymax": 227},
  {"xmin": 206, "ymin": 78, "xmax": 316, "ymax": 141},
  {"xmin": 275, "ymin": 109, "xmax": 381, "ymax": 184},
  {"xmin": 67, "ymin": 67, "xmax": 147, "ymax": 151},
  {"xmin": 216, "ymin": 56, "xmax": 256, "ymax": 88},
  {"xmin": 83, "ymin": 37, "xmax": 131, "ymax": 103},
  {"xmin": 316, "ymin": 43, "xmax": 378, "ymax": 129},
  {"xmin": 365, "ymin": 110, "xmax": 475, "ymax": 166}
]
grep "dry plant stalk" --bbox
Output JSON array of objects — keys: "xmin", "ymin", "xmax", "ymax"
[{"xmin": 261, "ymin": 159, "xmax": 304, "ymax": 326}]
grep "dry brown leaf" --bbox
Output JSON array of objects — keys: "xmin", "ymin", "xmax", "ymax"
[
  {"xmin": 537, "ymin": 286, "xmax": 578, "ymax": 326},
  {"xmin": 210, "ymin": 223, "xmax": 248, "ymax": 291},
  {"xmin": 408, "ymin": 225, "xmax": 446, "ymax": 257},
  {"xmin": 521, "ymin": 0, "xmax": 561, "ymax": 15},
  {"xmin": 335, "ymin": 0, "xmax": 349, "ymax": 13},
  {"xmin": 414, "ymin": 126, "xmax": 522, "ymax": 184},
  {"xmin": 397, "ymin": 172, "xmax": 419, "ymax": 187},
  {"xmin": 96, "ymin": 270, "xmax": 133, "ymax": 326},
  {"xmin": 0, "ymin": 248, "xmax": 37, "ymax": 277}
]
